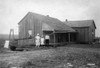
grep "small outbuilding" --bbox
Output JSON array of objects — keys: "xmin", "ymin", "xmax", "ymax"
[
  {"xmin": 18, "ymin": 12, "xmax": 76, "ymax": 46},
  {"xmin": 65, "ymin": 20, "xmax": 96, "ymax": 43}
]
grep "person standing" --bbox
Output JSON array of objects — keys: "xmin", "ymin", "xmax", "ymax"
[
  {"xmin": 41, "ymin": 35, "xmax": 45, "ymax": 46},
  {"xmin": 45, "ymin": 35, "xmax": 50, "ymax": 46},
  {"xmin": 35, "ymin": 33, "xmax": 40, "ymax": 47}
]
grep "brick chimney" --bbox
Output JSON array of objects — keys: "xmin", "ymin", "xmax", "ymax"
[
  {"xmin": 47, "ymin": 15, "xmax": 49, "ymax": 17},
  {"xmin": 65, "ymin": 19, "xmax": 68, "ymax": 22}
]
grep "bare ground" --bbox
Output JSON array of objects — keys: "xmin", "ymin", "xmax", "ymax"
[{"xmin": 0, "ymin": 44, "xmax": 100, "ymax": 68}]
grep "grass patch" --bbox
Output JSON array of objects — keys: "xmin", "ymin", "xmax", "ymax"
[
  {"xmin": 20, "ymin": 47, "xmax": 100, "ymax": 68},
  {"xmin": 1, "ymin": 46, "xmax": 100, "ymax": 68},
  {"xmin": 0, "ymin": 61, "xmax": 9, "ymax": 68}
]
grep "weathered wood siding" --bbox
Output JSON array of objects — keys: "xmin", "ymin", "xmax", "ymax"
[
  {"xmin": 89, "ymin": 22, "xmax": 96, "ymax": 43},
  {"xmin": 18, "ymin": 13, "xmax": 43, "ymax": 46},
  {"xmin": 18, "ymin": 14, "xmax": 57, "ymax": 46},
  {"xmin": 73, "ymin": 23, "xmax": 95, "ymax": 43},
  {"xmin": 18, "ymin": 14, "xmax": 30, "ymax": 46},
  {"xmin": 73, "ymin": 27, "xmax": 89, "ymax": 43}
]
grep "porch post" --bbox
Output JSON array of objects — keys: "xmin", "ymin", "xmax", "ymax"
[
  {"xmin": 68, "ymin": 32, "xmax": 70, "ymax": 43},
  {"xmin": 54, "ymin": 31, "xmax": 56, "ymax": 46}
]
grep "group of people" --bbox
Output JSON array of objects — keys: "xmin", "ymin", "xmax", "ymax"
[{"xmin": 35, "ymin": 33, "xmax": 50, "ymax": 47}]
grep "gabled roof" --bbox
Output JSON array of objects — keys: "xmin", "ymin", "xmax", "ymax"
[
  {"xmin": 18, "ymin": 12, "xmax": 75, "ymax": 32},
  {"xmin": 65, "ymin": 20, "xmax": 96, "ymax": 29}
]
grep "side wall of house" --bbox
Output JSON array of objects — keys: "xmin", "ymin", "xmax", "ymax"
[
  {"xmin": 73, "ymin": 27, "xmax": 89, "ymax": 43},
  {"xmin": 89, "ymin": 22, "xmax": 96, "ymax": 43},
  {"xmin": 18, "ymin": 13, "xmax": 35, "ymax": 46},
  {"xmin": 18, "ymin": 14, "xmax": 43, "ymax": 46},
  {"xmin": 18, "ymin": 16, "xmax": 29, "ymax": 46}
]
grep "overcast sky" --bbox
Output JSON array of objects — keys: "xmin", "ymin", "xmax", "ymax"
[{"xmin": 0, "ymin": 0, "xmax": 100, "ymax": 36}]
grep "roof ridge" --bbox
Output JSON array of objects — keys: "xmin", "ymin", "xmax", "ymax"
[
  {"xmin": 18, "ymin": 11, "xmax": 75, "ymax": 32},
  {"xmin": 65, "ymin": 20, "xmax": 96, "ymax": 28},
  {"xmin": 68, "ymin": 19, "xmax": 94, "ymax": 22}
]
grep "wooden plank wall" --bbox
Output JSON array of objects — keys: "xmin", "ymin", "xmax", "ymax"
[
  {"xmin": 18, "ymin": 15, "xmax": 43, "ymax": 46},
  {"xmin": 73, "ymin": 27, "xmax": 89, "ymax": 43},
  {"xmin": 89, "ymin": 23, "xmax": 96, "ymax": 43}
]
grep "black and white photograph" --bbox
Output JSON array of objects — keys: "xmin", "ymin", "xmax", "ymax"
[{"xmin": 0, "ymin": 0, "xmax": 100, "ymax": 68}]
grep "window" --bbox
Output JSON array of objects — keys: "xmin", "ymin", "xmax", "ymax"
[
  {"xmin": 28, "ymin": 30, "xmax": 32, "ymax": 38},
  {"xmin": 92, "ymin": 29, "xmax": 94, "ymax": 35}
]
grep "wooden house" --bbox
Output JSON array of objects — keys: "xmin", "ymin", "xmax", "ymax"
[
  {"xmin": 18, "ymin": 12, "xmax": 76, "ymax": 46},
  {"xmin": 65, "ymin": 20, "xmax": 96, "ymax": 43}
]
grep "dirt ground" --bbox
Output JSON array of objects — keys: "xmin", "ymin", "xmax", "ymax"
[{"xmin": 0, "ymin": 44, "xmax": 100, "ymax": 68}]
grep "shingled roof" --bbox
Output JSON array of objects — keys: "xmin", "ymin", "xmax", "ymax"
[
  {"xmin": 65, "ymin": 20, "xmax": 96, "ymax": 29},
  {"xmin": 18, "ymin": 12, "xmax": 75, "ymax": 32}
]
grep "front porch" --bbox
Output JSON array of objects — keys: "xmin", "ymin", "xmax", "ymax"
[{"xmin": 43, "ymin": 31, "xmax": 77, "ymax": 46}]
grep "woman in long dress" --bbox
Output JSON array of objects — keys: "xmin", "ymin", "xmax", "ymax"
[
  {"xmin": 41, "ymin": 35, "xmax": 45, "ymax": 46},
  {"xmin": 35, "ymin": 34, "xmax": 40, "ymax": 47}
]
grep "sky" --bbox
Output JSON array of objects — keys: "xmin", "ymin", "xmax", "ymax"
[{"xmin": 0, "ymin": 0, "xmax": 100, "ymax": 37}]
